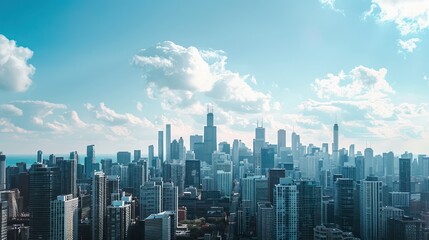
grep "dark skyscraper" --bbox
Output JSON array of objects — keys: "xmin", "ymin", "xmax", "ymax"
[
  {"xmin": 158, "ymin": 130, "xmax": 164, "ymax": 161},
  {"xmin": 204, "ymin": 109, "xmax": 217, "ymax": 164},
  {"xmin": 29, "ymin": 163, "xmax": 60, "ymax": 240},
  {"xmin": 0, "ymin": 154, "xmax": 5, "ymax": 190},
  {"xmin": 261, "ymin": 147, "xmax": 275, "ymax": 175},
  {"xmin": 399, "ymin": 158, "xmax": 411, "ymax": 193},
  {"xmin": 117, "ymin": 151, "xmax": 131, "ymax": 165},
  {"xmin": 334, "ymin": 178, "xmax": 354, "ymax": 232},
  {"xmin": 85, "ymin": 145, "xmax": 95, "ymax": 179},
  {"xmin": 59, "ymin": 159, "xmax": 77, "ymax": 197},
  {"xmin": 355, "ymin": 156, "xmax": 365, "ymax": 181},
  {"xmin": 277, "ymin": 129, "xmax": 286, "ymax": 154},
  {"xmin": 296, "ymin": 180, "xmax": 321, "ymax": 240},
  {"xmin": 170, "ymin": 139, "xmax": 180, "ymax": 160},
  {"xmin": 268, "ymin": 169, "xmax": 286, "ymax": 204},
  {"xmin": 185, "ymin": 160, "xmax": 201, "ymax": 188}
]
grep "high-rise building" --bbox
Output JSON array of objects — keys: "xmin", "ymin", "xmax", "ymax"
[
  {"xmin": 170, "ymin": 139, "xmax": 179, "ymax": 160},
  {"xmin": 106, "ymin": 175, "xmax": 120, "ymax": 206},
  {"xmin": 218, "ymin": 141, "xmax": 231, "ymax": 155},
  {"xmin": 277, "ymin": 129, "xmax": 286, "ymax": 154},
  {"xmin": 158, "ymin": 130, "xmax": 164, "ymax": 162},
  {"xmin": 106, "ymin": 200, "xmax": 131, "ymax": 240},
  {"xmin": 166, "ymin": 124, "xmax": 171, "ymax": 162},
  {"xmin": 364, "ymin": 148, "xmax": 374, "ymax": 177},
  {"xmin": 190, "ymin": 135, "xmax": 203, "ymax": 152},
  {"xmin": 163, "ymin": 162, "xmax": 185, "ymax": 195},
  {"xmin": 85, "ymin": 145, "xmax": 95, "ymax": 179},
  {"xmin": 134, "ymin": 149, "xmax": 141, "ymax": 162},
  {"xmin": 144, "ymin": 212, "xmax": 172, "ymax": 240},
  {"xmin": 0, "ymin": 201, "xmax": 6, "ymax": 240},
  {"xmin": 59, "ymin": 159, "xmax": 77, "ymax": 197},
  {"xmin": 334, "ymin": 178, "xmax": 354, "ymax": 232},
  {"xmin": 37, "ymin": 150, "xmax": 43, "ymax": 163},
  {"xmin": 355, "ymin": 156, "xmax": 365, "ymax": 181},
  {"xmin": 50, "ymin": 194, "xmax": 78, "ymax": 240},
  {"xmin": 162, "ymin": 182, "xmax": 178, "ymax": 213},
  {"xmin": 253, "ymin": 122, "xmax": 266, "ymax": 173},
  {"xmin": 29, "ymin": 163, "xmax": 60, "ymax": 240},
  {"xmin": 261, "ymin": 147, "xmax": 275, "ymax": 176},
  {"xmin": 203, "ymin": 110, "xmax": 217, "ymax": 164},
  {"xmin": 232, "ymin": 139, "xmax": 240, "ymax": 180},
  {"xmin": 92, "ymin": 171, "xmax": 106, "ymax": 240},
  {"xmin": 332, "ymin": 124, "xmax": 339, "ymax": 166},
  {"xmin": 185, "ymin": 160, "xmax": 200, "ymax": 188},
  {"xmin": 101, "ymin": 158, "xmax": 113, "ymax": 175},
  {"xmin": 111, "ymin": 164, "xmax": 128, "ymax": 190},
  {"xmin": 360, "ymin": 176, "xmax": 383, "ymax": 240},
  {"xmin": 291, "ymin": 132, "xmax": 301, "ymax": 163},
  {"xmin": 140, "ymin": 181, "xmax": 162, "ymax": 220},
  {"xmin": 257, "ymin": 202, "xmax": 274, "ymax": 240},
  {"xmin": 349, "ymin": 144, "xmax": 355, "ymax": 162},
  {"xmin": 0, "ymin": 154, "xmax": 5, "ymax": 190},
  {"xmin": 399, "ymin": 158, "xmax": 411, "ymax": 193},
  {"xmin": 178, "ymin": 137, "xmax": 185, "ymax": 161},
  {"xmin": 216, "ymin": 170, "xmax": 232, "ymax": 198},
  {"xmin": 380, "ymin": 206, "xmax": 404, "ymax": 240},
  {"xmin": 268, "ymin": 169, "xmax": 286, "ymax": 204},
  {"xmin": 128, "ymin": 161, "xmax": 147, "ymax": 197},
  {"xmin": 297, "ymin": 180, "xmax": 321, "ymax": 240},
  {"xmin": 148, "ymin": 145, "xmax": 154, "ymax": 167},
  {"xmin": 117, "ymin": 152, "xmax": 131, "ymax": 165},
  {"xmin": 383, "ymin": 152, "xmax": 394, "ymax": 176},
  {"xmin": 274, "ymin": 178, "xmax": 298, "ymax": 240}
]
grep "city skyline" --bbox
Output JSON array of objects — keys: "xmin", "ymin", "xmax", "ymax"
[{"xmin": 1, "ymin": 1, "xmax": 429, "ymax": 154}]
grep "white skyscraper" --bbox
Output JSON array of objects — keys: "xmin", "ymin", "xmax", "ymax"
[
  {"xmin": 277, "ymin": 129, "xmax": 286, "ymax": 153},
  {"xmin": 166, "ymin": 124, "xmax": 171, "ymax": 162},
  {"xmin": 332, "ymin": 123, "xmax": 339, "ymax": 166},
  {"xmin": 274, "ymin": 178, "xmax": 298, "ymax": 240},
  {"xmin": 92, "ymin": 172, "xmax": 106, "ymax": 240},
  {"xmin": 360, "ymin": 176, "xmax": 383, "ymax": 240},
  {"xmin": 364, "ymin": 147, "xmax": 374, "ymax": 177},
  {"xmin": 216, "ymin": 170, "xmax": 232, "ymax": 198},
  {"xmin": 50, "ymin": 194, "xmax": 78, "ymax": 240}
]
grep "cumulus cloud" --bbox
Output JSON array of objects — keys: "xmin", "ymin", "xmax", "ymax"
[
  {"xmin": 319, "ymin": 0, "xmax": 344, "ymax": 15},
  {"xmin": 365, "ymin": 0, "xmax": 429, "ymax": 36},
  {"xmin": 133, "ymin": 41, "xmax": 271, "ymax": 113},
  {"xmin": 398, "ymin": 38, "xmax": 421, "ymax": 53},
  {"xmin": 136, "ymin": 101, "xmax": 143, "ymax": 112},
  {"xmin": 0, "ymin": 35, "xmax": 35, "ymax": 92},
  {"xmin": 0, "ymin": 104, "xmax": 23, "ymax": 116}
]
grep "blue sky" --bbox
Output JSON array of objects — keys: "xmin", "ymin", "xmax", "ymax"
[{"xmin": 1, "ymin": 0, "xmax": 429, "ymax": 155}]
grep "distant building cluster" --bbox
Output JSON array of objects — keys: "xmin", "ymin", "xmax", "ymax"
[{"xmin": 1, "ymin": 110, "xmax": 429, "ymax": 239}]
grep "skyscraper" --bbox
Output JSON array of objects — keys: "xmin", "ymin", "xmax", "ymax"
[
  {"xmin": 144, "ymin": 212, "xmax": 172, "ymax": 240},
  {"xmin": 106, "ymin": 200, "xmax": 131, "ymax": 240},
  {"xmin": 0, "ymin": 201, "xmax": 6, "ymax": 240},
  {"xmin": 128, "ymin": 161, "xmax": 147, "ymax": 197},
  {"xmin": 399, "ymin": 158, "xmax": 411, "ymax": 193},
  {"xmin": 261, "ymin": 147, "xmax": 275, "ymax": 175},
  {"xmin": 37, "ymin": 150, "xmax": 43, "ymax": 163},
  {"xmin": 59, "ymin": 159, "xmax": 77, "ymax": 197},
  {"xmin": 134, "ymin": 149, "xmax": 141, "ymax": 162},
  {"xmin": 268, "ymin": 169, "xmax": 286, "ymax": 204},
  {"xmin": 29, "ymin": 163, "xmax": 60, "ymax": 239},
  {"xmin": 50, "ymin": 194, "xmax": 78, "ymax": 240},
  {"xmin": 277, "ymin": 129, "xmax": 286, "ymax": 154},
  {"xmin": 232, "ymin": 139, "xmax": 240, "ymax": 180},
  {"xmin": 364, "ymin": 147, "xmax": 374, "ymax": 177},
  {"xmin": 355, "ymin": 156, "xmax": 365, "ymax": 181},
  {"xmin": 166, "ymin": 124, "xmax": 171, "ymax": 162},
  {"xmin": 360, "ymin": 176, "xmax": 383, "ymax": 240},
  {"xmin": 257, "ymin": 202, "xmax": 274, "ymax": 240},
  {"xmin": 92, "ymin": 171, "xmax": 106, "ymax": 240},
  {"xmin": 0, "ymin": 154, "xmax": 5, "ymax": 191},
  {"xmin": 140, "ymin": 181, "xmax": 162, "ymax": 220},
  {"xmin": 148, "ymin": 145, "xmax": 154, "ymax": 167},
  {"xmin": 253, "ymin": 122, "xmax": 266, "ymax": 173},
  {"xmin": 158, "ymin": 130, "xmax": 164, "ymax": 162},
  {"xmin": 297, "ymin": 180, "xmax": 321, "ymax": 240},
  {"xmin": 85, "ymin": 145, "xmax": 95, "ymax": 179},
  {"xmin": 216, "ymin": 170, "xmax": 232, "ymax": 198},
  {"xmin": 185, "ymin": 160, "xmax": 200, "ymax": 188},
  {"xmin": 383, "ymin": 152, "xmax": 394, "ymax": 176},
  {"xmin": 190, "ymin": 135, "xmax": 203, "ymax": 152},
  {"xmin": 117, "ymin": 151, "xmax": 131, "ymax": 165},
  {"xmin": 274, "ymin": 178, "xmax": 298, "ymax": 240},
  {"xmin": 332, "ymin": 123, "xmax": 339, "ymax": 166},
  {"xmin": 203, "ymin": 109, "xmax": 217, "ymax": 164},
  {"xmin": 334, "ymin": 178, "xmax": 354, "ymax": 232}
]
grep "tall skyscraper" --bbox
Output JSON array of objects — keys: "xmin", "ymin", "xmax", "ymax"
[
  {"xmin": 355, "ymin": 156, "xmax": 365, "ymax": 181},
  {"xmin": 291, "ymin": 132, "xmax": 301, "ymax": 162},
  {"xmin": 106, "ymin": 175, "xmax": 120, "ymax": 206},
  {"xmin": 190, "ymin": 135, "xmax": 203, "ymax": 152},
  {"xmin": 158, "ymin": 130, "xmax": 164, "ymax": 162},
  {"xmin": 92, "ymin": 171, "xmax": 106, "ymax": 240},
  {"xmin": 383, "ymin": 152, "xmax": 394, "ymax": 176},
  {"xmin": 134, "ymin": 150, "xmax": 141, "ymax": 162},
  {"xmin": 128, "ymin": 161, "xmax": 147, "ymax": 197},
  {"xmin": 274, "ymin": 178, "xmax": 298, "ymax": 240},
  {"xmin": 297, "ymin": 180, "xmax": 322, "ymax": 240},
  {"xmin": 37, "ymin": 150, "xmax": 43, "ymax": 163},
  {"xmin": 140, "ymin": 181, "xmax": 162, "ymax": 220},
  {"xmin": 0, "ymin": 201, "xmax": 6, "ymax": 240},
  {"xmin": 166, "ymin": 124, "xmax": 171, "ymax": 162},
  {"xmin": 144, "ymin": 212, "xmax": 172, "ymax": 240},
  {"xmin": 268, "ymin": 169, "xmax": 286, "ymax": 204},
  {"xmin": 253, "ymin": 122, "xmax": 266, "ymax": 173},
  {"xmin": 399, "ymin": 158, "xmax": 411, "ymax": 193},
  {"xmin": 261, "ymin": 147, "xmax": 275, "ymax": 175},
  {"xmin": 50, "ymin": 194, "xmax": 78, "ymax": 240},
  {"xmin": 29, "ymin": 163, "xmax": 60, "ymax": 240},
  {"xmin": 203, "ymin": 109, "xmax": 217, "ymax": 164},
  {"xmin": 59, "ymin": 159, "xmax": 77, "ymax": 197},
  {"xmin": 360, "ymin": 176, "xmax": 383, "ymax": 240},
  {"xmin": 332, "ymin": 123, "xmax": 339, "ymax": 166},
  {"xmin": 0, "ymin": 154, "xmax": 5, "ymax": 190},
  {"xmin": 216, "ymin": 170, "xmax": 232, "ymax": 198},
  {"xmin": 178, "ymin": 137, "xmax": 185, "ymax": 161},
  {"xmin": 364, "ymin": 147, "xmax": 374, "ymax": 177},
  {"xmin": 148, "ymin": 145, "xmax": 154, "ymax": 167},
  {"xmin": 106, "ymin": 200, "xmax": 131, "ymax": 240},
  {"xmin": 334, "ymin": 178, "xmax": 354, "ymax": 232},
  {"xmin": 170, "ymin": 139, "xmax": 179, "ymax": 160},
  {"xmin": 380, "ymin": 206, "xmax": 404, "ymax": 240},
  {"xmin": 277, "ymin": 129, "xmax": 286, "ymax": 154},
  {"xmin": 85, "ymin": 145, "xmax": 95, "ymax": 179},
  {"xmin": 232, "ymin": 139, "xmax": 240, "ymax": 180}
]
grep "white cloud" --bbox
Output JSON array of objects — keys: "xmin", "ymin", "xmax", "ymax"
[
  {"xmin": 136, "ymin": 101, "xmax": 143, "ymax": 112},
  {"xmin": 365, "ymin": 0, "xmax": 429, "ymax": 36},
  {"xmin": 0, "ymin": 35, "xmax": 35, "ymax": 92},
  {"xmin": 133, "ymin": 41, "xmax": 271, "ymax": 113},
  {"xmin": 319, "ymin": 0, "xmax": 344, "ymax": 15},
  {"xmin": 0, "ymin": 104, "xmax": 23, "ymax": 116},
  {"xmin": 398, "ymin": 38, "xmax": 421, "ymax": 53}
]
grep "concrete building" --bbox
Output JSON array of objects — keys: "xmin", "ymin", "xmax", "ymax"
[{"xmin": 50, "ymin": 194, "xmax": 78, "ymax": 240}]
